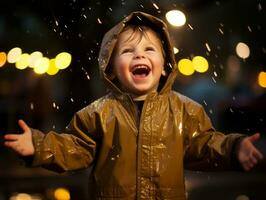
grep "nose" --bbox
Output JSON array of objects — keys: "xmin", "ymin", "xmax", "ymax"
[{"xmin": 134, "ymin": 50, "xmax": 146, "ymax": 59}]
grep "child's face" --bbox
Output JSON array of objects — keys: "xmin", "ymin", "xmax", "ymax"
[{"xmin": 113, "ymin": 27, "xmax": 165, "ymax": 99}]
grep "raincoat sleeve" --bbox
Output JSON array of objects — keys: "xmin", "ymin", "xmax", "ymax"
[
  {"xmin": 30, "ymin": 107, "xmax": 99, "ymax": 173},
  {"xmin": 182, "ymin": 98, "xmax": 245, "ymax": 171}
]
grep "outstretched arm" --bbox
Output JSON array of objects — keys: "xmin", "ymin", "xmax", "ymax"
[
  {"xmin": 4, "ymin": 120, "xmax": 34, "ymax": 156},
  {"xmin": 237, "ymin": 133, "xmax": 264, "ymax": 171}
]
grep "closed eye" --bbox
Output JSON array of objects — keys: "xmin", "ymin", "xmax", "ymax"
[
  {"xmin": 121, "ymin": 48, "xmax": 133, "ymax": 54},
  {"xmin": 145, "ymin": 46, "xmax": 155, "ymax": 51}
]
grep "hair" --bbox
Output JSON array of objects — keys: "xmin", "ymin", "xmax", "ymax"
[
  {"xmin": 107, "ymin": 24, "xmax": 166, "ymax": 80},
  {"xmin": 118, "ymin": 25, "xmax": 166, "ymax": 58}
]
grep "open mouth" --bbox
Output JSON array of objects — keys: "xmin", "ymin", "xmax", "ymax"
[{"xmin": 131, "ymin": 65, "xmax": 151, "ymax": 77}]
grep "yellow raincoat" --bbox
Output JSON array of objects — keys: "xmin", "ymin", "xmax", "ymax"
[{"xmin": 30, "ymin": 11, "xmax": 243, "ymax": 199}]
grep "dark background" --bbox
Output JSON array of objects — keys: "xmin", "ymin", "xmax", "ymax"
[{"xmin": 0, "ymin": 0, "xmax": 266, "ymax": 199}]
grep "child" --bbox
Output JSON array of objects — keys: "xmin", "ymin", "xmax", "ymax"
[{"xmin": 4, "ymin": 11, "xmax": 264, "ymax": 199}]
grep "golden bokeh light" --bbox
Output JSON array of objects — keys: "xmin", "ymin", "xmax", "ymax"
[
  {"xmin": 47, "ymin": 59, "xmax": 59, "ymax": 75},
  {"xmin": 55, "ymin": 52, "xmax": 72, "ymax": 69},
  {"xmin": 7, "ymin": 47, "xmax": 22, "ymax": 63},
  {"xmin": 236, "ymin": 42, "xmax": 250, "ymax": 59},
  {"xmin": 33, "ymin": 57, "xmax": 49, "ymax": 74},
  {"xmin": 54, "ymin": 187, "xmax": 71, "ymax": 200},
  {"xmin": 178, "ymin": 59, "xmax": 195, "ymax": 76},
  {"xmin": 258, "ymin": 71, "xmax": 266, "ymax": 88},
  {"xmin": 192, "ymin": 56, "xmax": 209, "ymax": 73},
  {"xmin": 15, "ymin": 53, "xmax": 30, "ymax": 70},
  {"xmin": 0, "ymin": 52, "xmax": 7, "ymax": 67},
  {"xmin": 29, "ymin": 51, "xmax": 43, "ymax": 68},
  {"xmin": 165, "ymin": 10, "xmax": 186, "ymax": 27}
]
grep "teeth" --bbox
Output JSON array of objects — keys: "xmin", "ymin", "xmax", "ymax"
[
  {"xmin": 132, "ymin": 65, "xmax": 149, "ymax": 71},
  {"xmin": 131, "ymin": 65, "xmax": 150, "ymax": 76}
]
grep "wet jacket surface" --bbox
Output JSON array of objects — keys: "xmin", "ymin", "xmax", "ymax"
[{"xmin": 31, "ymin": 12, "xmax": 243, "ymax": 199}]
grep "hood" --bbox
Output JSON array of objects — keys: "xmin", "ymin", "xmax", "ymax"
[{"xmin": 98, "ymin": 11, "xmax": 178, "ymax": 95}]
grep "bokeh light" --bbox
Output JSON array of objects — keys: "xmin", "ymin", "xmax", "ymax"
[
  {"xmin": 192, "ymin": 56, "xmax": 209, "ymax": 73},
  {"xmin": 29, "ymin": 51, "xmax": 43, "ymax": 68},
  {"xmin": 47, "ymin": 59, "xmax": 59, "ymax": 75},
  {"xmin": 178, "ymin": 59, "xmax": 195, "ymax": 76},
  {"xmin": 15, "ymin": 53, "xmax": 30, "ymax": 70},
  {"xmin": 258, "ymin": 71, "xmax": 266, "ymax": 88},
  {"xmin": 54, "ymin": 187, "xmax": 71, "ymax": 200},
  {"xmin": 55, "ymin": 52, "xmax": 72, "ymax": 69},
  {"xmin": 236, "ymin": 42, "xmax": 250, "ymax": 59},
  {"xmin": 33, "ymin": 57, "xmax": 49, "ymax": 74},
  {"xmin": 0, "ymin": 52, "xmax": 7, "ymax": 67},
  {"xmin": 7, "ymin": 47, "xmax": 22, "ymax": 63},
  {"xmin": 165, "ymin": 10, "xmax": 186, "ymax": 27}
]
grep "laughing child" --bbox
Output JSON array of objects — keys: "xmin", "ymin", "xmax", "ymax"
[{"xmin": 4, "ymin": 11, "xmax": 264, "ymax": 199}]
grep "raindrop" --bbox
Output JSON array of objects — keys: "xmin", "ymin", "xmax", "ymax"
[
  {"xmin": 52, "ymin": 125, "xmax": 56, "ymax": 129},
  {"xmin": 218, "ymin": 28, "xmax": 224, "ymax": 34},
  {"xmin": 53, "ymin": 102, "xmax": 56, "ymax": 108},
  {"xmin": 97, "ymin": 18, "xmax": 102, "ymax": 24},
  {"xmin": 70, "ymin": 98, "xmax": 74, "ymax": 102},
  {"xmin": 111, "ymin": 157, "xmax": 115, "ymax": 161},
  {"xmin": 152, "ymin": 3, "xmax": 159, "ymax": 10},
  {"xmin": 229, "ymin": 108, "xmax": 234, "ymax": 113},
  {"xmin": 209, "ymin": 109, "xmax": 213, "ymax": 114},
  {"xmin": 140, "ymin": 4, "xmax": 144, "ymax": 8},
  {"xmin": 53, "ymin": 29, "xmax": 57, "ymax": 32},
  {"xmin": 213, "ymin": 71, "xmax": 217, "ymax": 77},
  {"xmin": 188, "ymin": 24, "xmax": 194, "ymax": 30},
  {"xmin": 247, "ymin": 26, "xmax": 252, "ymax": 32},
  {"xmin": 116, "ymin": 154, "xmax": 120, "ymax": 158},
  {"xmin": 64, "ymin": 25, "xmax": 68, "ymax": 28},
  {"xmin": 56, "ymin": 105, "xmax": 60, "ymax": 110},
  {"xmin": 108, "ymin": 7, "xmax": 113, "ymax": 11},
  {"xmin": 78, "ymin": 33, "xmax": 82, "ymax": 38},
  {"xmin": 232, "ymin": 96, "xmax": 236, "ymax": 101},
  {"xmin": 203, "ymin": 100, "xmax": 208, "ymax": 106},
  {"xmin": 83, "ymin": 14, "xmax": 87, "ymax": 19},
  {"xmin": 211, "ymin": 76, "xmax": 216, "ymax": 83},
  {"xmin": 136, "ymin": 16, "xmax": 142, "ymax": 21},
  {"xmin": 205, "ymin": 43, "xmax": 211, "ymax": 52},
  {"xmin": 30, "ymin": 103, "xmax": 34, "ymax": 110},
  {"xmin": 55, "ymin": 20, "xmax": 59, "ymax": 26}
]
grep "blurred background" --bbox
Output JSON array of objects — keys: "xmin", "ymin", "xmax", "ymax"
[{"xmin": 0, "ymin": 0, "xmax": 266, "ymax": 199}]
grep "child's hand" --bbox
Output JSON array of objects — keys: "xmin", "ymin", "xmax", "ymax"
[
  {"xmin": 237, "ymin": 133, "xmax": 264, "ymax": 171},
  {"xmin": 4, "ymin": 120, "xmax": 35, "ymax": 156}
]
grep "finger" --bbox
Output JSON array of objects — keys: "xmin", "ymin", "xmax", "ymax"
[
  {"xmin": 18, "ymin": 119, "xmax": 30, "ymax": 133},
  {"xmin": 4, "ymin": 134, "xmax": 20, "ymax": 141},
  {"xmin": 249, "ymin": 156, "xmax": 258, "ymax": 165},
  {"xmin": 245, "ymin": 161, "xmax": 255, "ymax": 171},
  {"xmin": 248, "ymin": 133, "xmax": 260, "ymax": 143},
  {"xmin": 253, "ymin": 148, "xmax": 264, "ymax": 160},
  {"xmin": 4, "ymin": 141, "xmax": 18, "ymax": 149}
]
